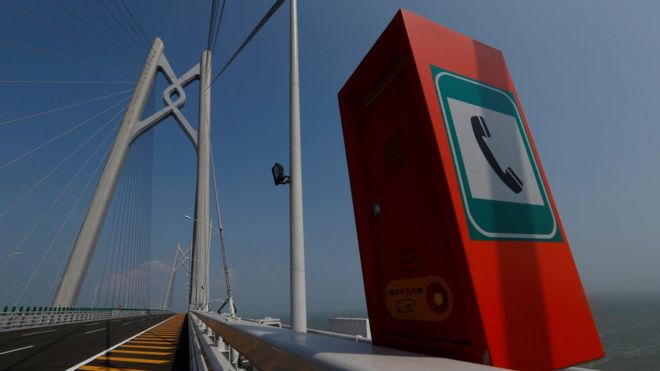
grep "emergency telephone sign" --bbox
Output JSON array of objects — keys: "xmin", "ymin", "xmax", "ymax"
[
  {"xmin": 433, "ymin": 66, "xmax": 560, "ymax": 241},
  {"xmin": 339, "ymin": 10, "xmax": 603, "ymax": 370}
]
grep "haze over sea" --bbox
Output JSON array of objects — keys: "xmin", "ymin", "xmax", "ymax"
[
  {"xmin": 583, "ymin": 294, "xmax": 660, "ymax": 370},
  {"xmin": 246, "ymin": 293, "xmax": 660, "ymax": 371}
]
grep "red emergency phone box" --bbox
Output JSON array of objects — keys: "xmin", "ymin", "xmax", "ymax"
[{"xmin": 338, "ymin": 10, "xmax": 603, "ymax": 370}]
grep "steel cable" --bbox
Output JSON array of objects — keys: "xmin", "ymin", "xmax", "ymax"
[
  {"xmin": 11, "ymin": 123, "xmax": 119, "ymax": 304},
  {"xmin": 0, "ymin": 88, "xmax": 132, "ymax": 127},
  {"xmin": 99, "ymin": 0, "xmax": 144, "ymax": 54},
  {"xmin": 0, "ymin": 0, "xmax": 124, "ymax": 63},
  {"xmin": 109, "ymin": 146, "xmax": 136, "ymax": 307},
  {"xmin": 0, "ymin": 39, "xmax": 136, "ymax": 78},
  {"xmin": 0, "ymin": 108, "xmax": 124, "ymax": 271},
  {"xmin": 210, "ymin": 0, "xmax": 285, "ymax": 86},
  {"xmin": 79, "ymin": 0, "xmax": 144, "ymax": 57},
  {"xmin": 0, "ymin": 106, "xmax": 125, "ymax": 218},
  {"xmin": 52, "ymin": 0, "xmax": 142, "ymax": 62},
  {"xmin": 210, "ymin": 0, "xmax": 227, "ymax": 56},
  {"xmin": 119, "ymin": 0, "xmax": 150, "ymax": 46},
  {"xmin": 0, "ymin": 80, "xmax": 133, "ymax": 85},
  {"xmin": 0, "ymin": 96, "xmax": 130, "ymax": 172},
  {"xmin": 110, "ymin": 0, "xmax": 148, "ymax": 48},
  {"xmin": 103, "ymin": 146, "xmax": 133, "ymax": 307}
]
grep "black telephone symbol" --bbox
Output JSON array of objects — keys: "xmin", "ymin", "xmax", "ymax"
[{"xmin": 470, "ymin": 115, "xmax": 524, "ymax": 194}]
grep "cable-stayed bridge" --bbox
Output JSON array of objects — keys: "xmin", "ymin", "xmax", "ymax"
[
  {"xmin": 0, "ymin": 1, "xmax": 475, "ymax": 370},
  {"xmin": 0, "ymin": 1, "xmax": 579, "ymax": 370},
  {"xmin": 0, "ymin": 0, "xmax": 298, "ymax": 368}
]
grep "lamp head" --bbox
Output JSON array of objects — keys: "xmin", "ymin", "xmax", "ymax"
[{"xmin": 271, "ymin": 162, "xmax": 290, "ymax": 185}]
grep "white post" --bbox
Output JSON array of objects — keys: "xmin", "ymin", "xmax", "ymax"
[
  {"xmin": 53, "ymin": 38, "xmax": 164, "ymax": 307},
  {"xmin": 289, "ymin": 0, "xmax": 307, "ymax": 332},
  {"xmin": 192, "ymin": 50, "xmax": 212, "ymax": 311}
]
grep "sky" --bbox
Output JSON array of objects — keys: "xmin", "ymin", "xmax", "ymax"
[{"xmin": 0, "ymin": 0, "xmax": 659, "ymax": 320}]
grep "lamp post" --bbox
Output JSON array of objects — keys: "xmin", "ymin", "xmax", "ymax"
[{"xmin": 289, "ymin": 0, "xmax": 307, "ymax": 333}]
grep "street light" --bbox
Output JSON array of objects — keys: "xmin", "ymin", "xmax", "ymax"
[
  {"xmin": 184, "ymin": 215, "xmax": 219, "ymax": 235},
  {"xmin": 271, "ymin": 162, "xmax": 290, "ymax": 185}
]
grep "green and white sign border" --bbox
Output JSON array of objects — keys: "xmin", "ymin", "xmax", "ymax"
[{"xmin": 432, "ymin": 65, "xmax": 561, "ymax": 241}]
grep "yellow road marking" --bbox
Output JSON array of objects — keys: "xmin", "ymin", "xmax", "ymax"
[
  {"xmin": 120, "ymin": 344, "xmax": 175, "ymax": 350},
  {"xmin": 96, "ymin": 356, "xmax": 170, "ymax": 365},
  {"xmin": 128, "ymin": 341, "xmax": 173, "ymax": 345},
  {"xmin": 79, "ymin": 365, "xmax": 146, "ymax": 371},
  {"xmin": 110, "ymin": 349, "xmax": 173, "ymax": 356}
]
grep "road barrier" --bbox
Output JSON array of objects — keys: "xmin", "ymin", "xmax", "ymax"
[
  {"xmin": 0, "ymin": 306, "xmax": 169, "ymax": 332},
  {"xmin": 191, "ymin": 310, "xmax": 496, "ymax": 371}
]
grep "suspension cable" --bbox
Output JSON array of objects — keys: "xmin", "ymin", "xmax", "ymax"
[
  {"xmin": 0, "ymin": 0, "xmax": 120, "ymax": 61},
  {"xmin": 0, "ymin": 80, "xmax": 134, "ymax": 85},
  {"xmin": 210, "ymin": 0, "xmax": 227, "ymax": 56},
  {"xmin": 52, "ymin": 0, "xmax": 142, "ymax": 62},
  {"xmin": 112, "ymin": 141, "xmax": 139, "ymax": 307},
  {"xmin": 0, "ymin": 39, "xmax": 136, "ymax": 78},
  {"xmin": 210, "ymin": 0, "xmax": 285, "ymax": 86},
  {"xmin": 0, "ymin": 108, "xmax": 123, "ymax": 272},
  {"xmin": 46, "ymin": 139, "xmax": 113, "ymax": 308},
  {"xmin": 79, "ymin": 0, "xmax": 144, "ymax": 57},
  {"xmin": 206, "ymin": 0, "xmax": 219, "ymax": 51},
  {"xmin": 111, "ymin": 0, "xmax": 149, "ymax": 48},
  {"xmin": 0, "ymin": 96, "xmax": 130, "ymax": 172},
  {"xmin": 0, "ymin": 88, "xmax": 132, "ymax": 127},
  {"xmin": 210, "ymin": 146, "xmax": 233, "ymax": 303},
  {"xmin": 102, "ymin": 141, "xmax": 133, "ymax": 308},
  {"xmin": 0, "ymin": 105, "xmax": 125, "ymax": 218},
  {"xmin": 11, "ymin": 124, "xmax": 119, "ymax": 303},
  {"xmin": 119, "ymin": 0, "xmax": 151, "ymax": 46},
  {"xmin": 99, "ymin": 0, "xmax": 145, "ymax": 53}
]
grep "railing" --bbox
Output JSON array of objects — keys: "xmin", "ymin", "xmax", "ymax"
[
  {"xmin": 191, "ymin": 310, "xmax": 499, "ymax": 371},
  {"xmin": 0, "ymin": 306, "xmax": 168, "ymax": 332}
]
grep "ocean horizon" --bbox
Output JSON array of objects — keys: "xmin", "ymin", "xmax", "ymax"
[{"xmin": 245, "ymin": 293, "xmax": 659, "ymax": 370}]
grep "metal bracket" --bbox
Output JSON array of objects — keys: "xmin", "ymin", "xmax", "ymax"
[{"xmin": 130, "ymin": 54, "xmax": 200, "ymax": 148}]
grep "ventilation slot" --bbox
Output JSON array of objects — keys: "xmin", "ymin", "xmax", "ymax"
[
  {"xmin": 381, "ymin": 131, "xmax": 407, "ymax": 178},
  {"xmin": 397, "ymin": 248, "xmax": 421, "ymax": 274}
]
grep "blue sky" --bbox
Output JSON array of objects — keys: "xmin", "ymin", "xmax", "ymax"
[{"xmin": 0, "ymin": 0, "xmax": 659, "ymax": 318}]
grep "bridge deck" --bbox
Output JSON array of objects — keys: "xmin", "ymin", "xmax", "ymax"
[
  {"xmin": 0, "ymin": 313, "xmax": 173, "ymax": 370},
  {"xmin": 77, "ymin": 314, "xmax": 188, "ymax": 370}
]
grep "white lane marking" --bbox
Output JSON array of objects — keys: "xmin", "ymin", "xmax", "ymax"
[
  {"xmin": 66, "ymin": 314, "xmax": 177, "ymax": 371},
  {"xmin": 21, "ymin": 329, "xmax": 56, "ymax": 336},
  {"xmin": 121, "ymin": 322, "xmax": 133, "ymax": 326},
  {"xmin": 0, "ymin": 345, "xmax": 35, "ymax": 356},
  {"xmin": 84, "ymin": 328, "xmax": 106, "ymax": 335},
  {"xmin": 84, "ymin": 322, "xmax": 99, "ymax": 327}
]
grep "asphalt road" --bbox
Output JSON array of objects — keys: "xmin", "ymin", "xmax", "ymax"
[{"xmin": 0, "ymin": 313, "xmax": 174, "ymax": 370}]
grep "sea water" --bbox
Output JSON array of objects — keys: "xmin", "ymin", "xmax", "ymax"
[
  {"xmin": 584, "ymin": 294, "xmax": 660, "ymax": 370},
  {"xmin": 245, "ymin": 294, "xmax": 660, "ymax": 370}
]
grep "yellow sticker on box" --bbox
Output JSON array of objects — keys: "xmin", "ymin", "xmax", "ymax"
[{"xmin": 384, "ymin": 276, "xmax": 453, "ymax": 321}]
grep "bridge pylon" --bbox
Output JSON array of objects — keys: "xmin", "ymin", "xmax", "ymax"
[{"xmin": 53, "ymin": 38, "xmax": 212, "ymax": 311}]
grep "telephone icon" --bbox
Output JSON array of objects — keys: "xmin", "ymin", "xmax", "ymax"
[{"xmin": 471, "ymin": 115, "xmax": 524, "ymax": 194}]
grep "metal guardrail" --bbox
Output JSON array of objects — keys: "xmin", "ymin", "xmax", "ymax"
[
  {"xmin": 189, "ymin": 313, "xmax": 235, "ymax": 371},
  {"xmin": 192, "ymin": 310, "xmax": 501, "ymax": 371},
  {"xmin": 188, "ymin": 315, "xmax": 209, "ymax": 371},
  {"xmin": 0, "ymin": 306, "xmax": 168, "ymax": 332},
  {"xmin": 281, "ymin": 323, "xmax": 372, "ymax": 344}
]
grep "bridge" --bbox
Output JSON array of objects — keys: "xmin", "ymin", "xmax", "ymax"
[
  {"xmin": 0, "ymin": 1, "xmax": 505, "ymax": 370},
  {"xmin": 0, "ymin": 1, "xmax": 604, "ymax": 370}
]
